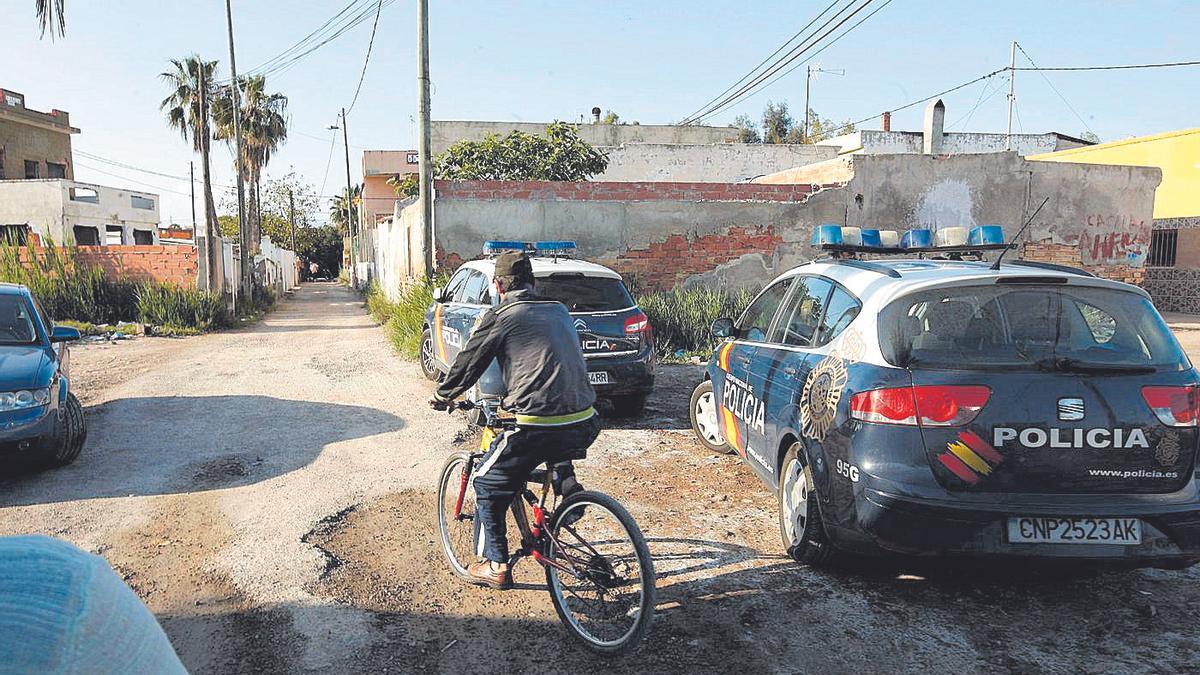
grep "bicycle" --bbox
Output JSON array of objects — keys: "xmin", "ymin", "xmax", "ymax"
[{"xmin": 436, "ymin": 400, "xmax": 656, "ymax": 654}]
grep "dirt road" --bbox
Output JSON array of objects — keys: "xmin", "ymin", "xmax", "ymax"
[{"xmin": 1, "ymin": 282, "xmax": 1198, "ymax": 674}]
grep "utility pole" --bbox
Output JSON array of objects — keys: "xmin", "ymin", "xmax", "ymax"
[
  {"xmin": 224, "ymin": 0, "xmax": 251, "ymax": 306},
  {"xmin": 804, "ymin": 66, "xmax": 844, "ymax": 143},
  {"xmin": 417, "ymin": 0, "xmax": 433, "ymax": 278},
  {"xmin": 1006, "ymin": 40, "xmax": 1017, "ymax": 151},
  {"xmin": 340, "ymin": 108, "xmax": 355, "ymax": 286},
  {"xmin": 189, "ymin": 161, "xmax": 196, "ymax": 233}
]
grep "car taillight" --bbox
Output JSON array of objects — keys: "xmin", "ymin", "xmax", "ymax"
[
  {"xmin": 1141, "ymin": 385, "xmax": 1200, "ymax": 427},
  {"xmin": 624, "ymin": 311, "xmax": 649, "ymax": 335},
  {"xmin": 850, "ymin": 385, "xmax": 991, "ymax": 427}
]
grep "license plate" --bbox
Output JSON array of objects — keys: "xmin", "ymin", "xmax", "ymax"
[
  {"xmin": 588, "ymin": 371, "xmax": 610, "ymax": 385},
  {"xmin": 1007, "ymin": 517, "xmax": 1141, "ymax": 545}
]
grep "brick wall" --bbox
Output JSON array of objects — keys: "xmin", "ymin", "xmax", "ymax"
[
  {"xmin": 21, "ymin": 246, "xmax": 199, "ymax": 287},
  {"xmin": 434, "ymin": 179, "xmax": 819, "ymax": 202},
  {"xmin": 1022, "ymin": 240, "xmax": 1144, "ymax": 285},
  {"xmin": 604, "ymin": 226, "xmax": 783, "ymax": 292}
]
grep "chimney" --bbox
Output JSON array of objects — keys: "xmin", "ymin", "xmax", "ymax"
[
  {"xmin": 591, "ymin": 106, "xmax": 601, "ymax": 124},
  {"xmin": 923, "ymin": 98, "xmax": 945, "ymax": 154},
  {"xmin": 881, "ymin": 111, "xmax": 891, "ymax": 132}
]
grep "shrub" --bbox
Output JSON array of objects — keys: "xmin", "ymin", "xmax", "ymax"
[
  {"xmin": 0, "ymin": 245, "xmax": 140, "ymax": 324},
  {"xmin": 385, "ymin": 274, "xmax": 448, "ymax": 360},
  {"xmin": 637, "ymin": 285, "xmax": 756, "ymax": 361},
  {"xmin": 365, "ymin": 283, "xmax": 398, "ymax": 324},
  {"xmin": 135, "ymin": 283, "xmax": 230, "ymax": 331}
]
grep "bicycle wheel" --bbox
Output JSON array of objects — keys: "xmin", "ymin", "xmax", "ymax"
[
  {"xmin": 437, "ymin": 452, "xmax": 477, "ymax": 580},
  {"xmin": 544, "ymin": 490, "xmax": 656, "ymax": 654}
]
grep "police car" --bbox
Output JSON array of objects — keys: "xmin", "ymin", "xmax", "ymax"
[
  {"xmin": 422, "ymin": 241, "xmax": 655, "ymax": 416},
  {"xmin": 689, "ymin": 224, "xmax": 1200, "ymax": 568}
]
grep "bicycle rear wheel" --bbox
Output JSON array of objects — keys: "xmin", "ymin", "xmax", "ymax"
[
  {"xmin": 544, "ymin": 490, "xmax": 655, "ymax": 654},
  {"xmin": 437, "ymin": 452, "xmax": 477, "ymax": 580}
]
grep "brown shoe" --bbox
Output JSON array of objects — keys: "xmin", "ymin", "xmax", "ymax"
[{"xmin": 467, "ymin": 560, "xmax": 513, "ymax": 590}]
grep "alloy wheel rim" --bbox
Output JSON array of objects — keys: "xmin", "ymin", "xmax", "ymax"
[
  {"xmin": 694, "ymin": 391, "xmax": 724, "ymax": 445},
  {"xmin": 782, "ymin": 458, "xmax": 808, "ymax": 543},
  {"xmin": 421, "ymin": 336, "xmax": 435, "ymax": 372}
]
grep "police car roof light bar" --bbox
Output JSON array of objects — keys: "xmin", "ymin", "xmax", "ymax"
[
  {"xmin": 814, "ymin": 224, "xmax": 1014, "ymax": 258},
  {"xmin": 533, "ymin": 240, "xmax": 577, "ymax": 260},
  {"xmin": 482, "ymin": 240, "xmax": 533, "ymax": 257}
]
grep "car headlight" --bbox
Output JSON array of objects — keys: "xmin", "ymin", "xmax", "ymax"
[{"xmin": 0, "ymin": 389, "xmax": 51, "ymax": 412}]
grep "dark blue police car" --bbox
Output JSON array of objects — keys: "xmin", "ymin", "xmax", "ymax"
[
  {"xmin": 0, "ymin": 284, "xmax": 86, "ymax": 468},
  {"xmin": 421, "ymin": 241, "xmax": 654, "ymax": 416},
  {"xmin": 689, "ymin": 226, "xmax": 1200, "ymax": 568}
]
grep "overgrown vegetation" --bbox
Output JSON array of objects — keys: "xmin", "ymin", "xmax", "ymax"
[
  {"xmin": 637, "ymin": 286, "xmax": 755, "ymax": 361},
  {"xmin": 0, "ymin": 245, "xmax": 231, "ymax": 331},
  {"xmin": 366, "ymin": 276, "xmax": 448, "ymax": 360}
]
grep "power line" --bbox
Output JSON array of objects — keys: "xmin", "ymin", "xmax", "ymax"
[
  {"xmin": 318, "ymin": 130, "xmax": 339, "ymax": 201},
  {"xmin": 1013, "ymin": 59, "xmax": 1200, "ymax": 72},
  {"xmin": 947, "ymin": 74, "xmax": 1007, "ymax": 131},
  {"xmin": 678, "ymin": 0, "xmax": 845, "ymax": 125},
  {"xmin": 346, "ymin": 0, "xmax": 383, "ymax": 115},
  {"xmin": 684, "ymin": 0, "xmax": 889, "ymax": 125},
  {"xmin": 696, "ymin": 0, "xmax": 896, "ymax": 124},
  {"xmin": 1015, "ymin": 43, "xmax": 1094, "ymax": 136},
  {"xmin": 823, "ymin": 67, "xmax": 1009, "ymax": 138},
  {"xmin": 75, "ymin": 150, "xmax": 190, "ymax": 181},
  {"xmin": 244, "ymin": 0, "xmax": 398, "ymax": 82},
  {"xmin": 74, "ymin": 161, "xmax": 192, "ymax": 196},
  {"xmin": 681, "ymin": 0, "xmax": 873, "ymax": 124}
]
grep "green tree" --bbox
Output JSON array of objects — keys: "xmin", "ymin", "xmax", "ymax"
[
  {"xmin": 600, "ymin": 110, "xmax": 620, "ymax": 125},
  {"xmin": 806, "ymin": 110, "xmax": 855, "ymax": 143},
  {"xmin": 329, "ymin": 185, "xmax": 361, "ymax": 236},
  {"xmin": 732, "ymin": 114, "xmax": 761, "ymax": 143},
  {"xmin": 213, "ymin": 75, "xmax": 289, "ymax": 252},
  {"xmin": 160, "ymin": 55, "xmax": 221, "ymax": 288},
  {"xmin": 435, "ymin": 122, "xmax": 608, "ymax": 181},
  {"xmin": 387, "ymin": 173, "xmax": 419, "ymax": 198},
  {"xmin": 761, "ymin": 101, "xmax": 793, "ymax": 144},
  {"xmin": 35, "ymin": 0, "xmax": 64, "ymax": 37}
]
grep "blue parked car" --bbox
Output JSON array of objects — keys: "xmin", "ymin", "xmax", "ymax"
[
  {"xmin": 0, "ymin": 284, "xmax": 85, "ymax": 468},
  {"xmin": 421, "ymin": 241, "xmax": 655, "ymax": 417}
]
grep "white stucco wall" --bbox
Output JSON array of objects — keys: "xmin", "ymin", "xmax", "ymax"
[
  {"xmin": 819, "ymin": 130, "xmax": 1087, "ymax": 157},
  {"xmin": 597, "ymin": 143, "xmax": 837, "ymax": 183},
  {"xmin": 431, "ymin": 120, "xmax": 738, "ymax": 155},
  {"xmin": 0, "ymin": 179, "xmax": 159, "ymax": 244}
]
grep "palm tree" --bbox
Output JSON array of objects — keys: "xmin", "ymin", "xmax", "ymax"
[
  {"xmin": 160, "ymin": 55, "xmax": 221, "ymax": 290},
  {"xmin": 35, "ymin": 0, "xmax": 65, "ymax": 38},
  {"xmin": 213, "ymin": 75, "xmax": 289, "ymax": 252},
  {"xmin": 329, "ymin": 185, "xmax": 361, "ymax": 236}
]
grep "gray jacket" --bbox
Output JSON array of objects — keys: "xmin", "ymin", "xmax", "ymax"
[{"xmin": 436, "ymin": 288, "xmax": 596, "ymax": 419}]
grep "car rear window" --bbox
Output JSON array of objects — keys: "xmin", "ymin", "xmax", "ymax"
[
  {"xmin": 536, "ymin": 274, "xmax": 634, "ymax": 312},
  {"xmin": 878, "ymin": 284, "xmax": 1189, "ymax": 371}
]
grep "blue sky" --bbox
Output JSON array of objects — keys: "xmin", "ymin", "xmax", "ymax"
[{"xmin": 4, "ymin": 0, "xmax": 1198, "ymax": 226}]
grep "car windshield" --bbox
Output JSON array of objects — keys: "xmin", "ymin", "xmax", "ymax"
[
  {"xmin": 878, "ymin": 284, "xmax": 1189, "ymax": 372},
  {"xmin": 535, "ymin": 274, "xmax": 634, "ymax": 312},
  {"xmin": 0, "ymin": 295, "xmax": 37, "ymax": 345}
]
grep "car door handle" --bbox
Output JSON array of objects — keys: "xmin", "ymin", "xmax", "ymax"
[
  {"xmin": 783, "ymin": 367, "xmax": 798, "ymax": 377},
  {"xmin": 736, "ymin": 356, "xmax": 752, "ymax": 365}
]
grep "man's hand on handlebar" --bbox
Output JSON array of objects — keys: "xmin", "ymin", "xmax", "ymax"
[{"xmin": 429, "ymin": 397, "xmax": 475, "ymax": 413}]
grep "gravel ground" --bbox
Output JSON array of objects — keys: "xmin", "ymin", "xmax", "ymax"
[{"xmin": 0, "ymin": 282, "xmax": 1198, "ymax": 674}]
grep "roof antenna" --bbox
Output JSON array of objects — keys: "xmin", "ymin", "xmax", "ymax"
[{"xmin": 992, "ymin": 196, "xmax": 1050, "ymax": 270}]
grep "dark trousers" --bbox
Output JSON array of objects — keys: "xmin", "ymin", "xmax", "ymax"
[{"xmin": 473, "ymin": 417, "xmax": 600, "ymax": 563}]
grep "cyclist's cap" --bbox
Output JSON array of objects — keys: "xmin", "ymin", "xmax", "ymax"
[{"xmin": 494, "ymin": 251, "xmax": 533, "ymax": 278}]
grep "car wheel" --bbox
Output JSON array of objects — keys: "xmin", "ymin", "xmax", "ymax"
[
  {"xmin": 420, "ymin": 328, "xmax": 440, "ymax": 381},
  {"xmin": 48, "ymin": 392, "xmax": 86, "ymax": 468},
  {"xmin": 689, "ymin": 381, "xmax": 732, "ymax": 454},
  {"xmin": 608, "ymin": 393, "xmax": 648, "ymax": 418},
  {"xmin": 778, "ymin": 443, "xmax": 836, "ymax": 566}
]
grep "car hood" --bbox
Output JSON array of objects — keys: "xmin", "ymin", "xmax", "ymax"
[{"xmin": 0, "ymin": 347, "xmax": 50, "ymax": 390}]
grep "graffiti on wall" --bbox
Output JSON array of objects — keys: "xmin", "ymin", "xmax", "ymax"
[{"xmin": 1079, "ymin": 214, "xmax": 1149, "ymax": 266}]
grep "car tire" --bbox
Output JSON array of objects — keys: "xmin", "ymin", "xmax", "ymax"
[
  {"xmin": 608, "ymin": 394, "xmax": 648, "ymax": 418},
  {"xmin": 419, "ymin": 328, "xmax": 440, "ymax": 381},
  {"xmin": 778, "ymin": 443, "xmax": 837, "ymax": 567},
  {"xmin": 48, "ymin": 392, "xmax": 86, "ymax": 468},
  {"xmin": 689, "ymin": 381, "xmax": 733, "ymax": 454}
]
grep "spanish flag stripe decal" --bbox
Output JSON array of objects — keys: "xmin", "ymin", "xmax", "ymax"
[
  {"xmin": 433, "ymin": 305, "xmax": 447, "ymax": 362},
  {"xmin": 718, "ymin": 343, "xmax": 734, "ymax": 372},
  {"xmin": 938, "ymin": 453, "xmax": 981, "ymax": 484},
  {"xmin": 959, "ymin": 430, "xmax": 1003, "ymax": 465},
  {"xmin": 948, "ymin": 441, "xmax": 992, "ymax": 475},
  {"xmin": 721, "ymin": 407, "xmax": 741, "ymax": 452}
]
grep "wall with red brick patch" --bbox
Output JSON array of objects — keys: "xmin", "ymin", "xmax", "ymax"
[
  {"xmin": 1022, "ymin": 240, "xmax": 1144, "ymax": 285},
  {"xmin": 603, "ymin": 226, "xmax": 784, "ymax": 292},
  {"xmin": 19, "ymin": 246, "xmax": 199, "ymax": 287}
]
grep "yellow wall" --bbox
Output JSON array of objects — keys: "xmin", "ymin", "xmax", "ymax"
[{"xmin": 1028, "ymin": 128, "xmax": 1200, "ymax": 219}]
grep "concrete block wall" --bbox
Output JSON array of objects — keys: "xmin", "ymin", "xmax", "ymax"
[{"xmin": 74, "ymin": 246, "xmax": 198, "ymax": 287}]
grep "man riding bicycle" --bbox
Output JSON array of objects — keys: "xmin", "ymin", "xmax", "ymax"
[{"xmin": 430, "ymin": 251, "xmax": 600, "ymax": 590}]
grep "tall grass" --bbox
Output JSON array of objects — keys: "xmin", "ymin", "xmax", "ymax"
[
  {"xmin": 0, "ymin": 244, "xmax": 231, "ymax": 331},
  {"xmin": 365, "ymin": 277, "xmax": 448, "ymax": 360},
  {"xmin": 637, "ymin": 285, "xmax": 755, "ymax": 360}
]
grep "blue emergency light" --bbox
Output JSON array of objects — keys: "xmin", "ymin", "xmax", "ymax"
[
  {"xmin": 482, "ymin": 240, "xmax": 530, "ymax": 256},
  {"xmin": 900, "ymin": 228, "xmax": 933, "ymax": 249},
  {"xmin": 810, "ymin": 224, "xmax": 1008, "ymax": 256},
  {"xmin": 811, "ymin": 224, "xmax": 844, "ymax": 246},
  {"xmin": 860, "ymin": 229, "xmax": 882, "ymax": 247},
  {"xmin": 533, "ymin": 240, "xmax": 577, "ymax": 252},
  {"xmin": 969, "ymin": 225, "xmax": 1005, "ymax": 246}
]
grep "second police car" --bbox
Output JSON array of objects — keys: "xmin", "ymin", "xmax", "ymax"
[
  {"xmin": 689, "ymin": 224, "xmax": 1200, "ymax": 568},
  {"xmin": 422, "ymin": 241, "xmax": 655, "ymax": 417}
]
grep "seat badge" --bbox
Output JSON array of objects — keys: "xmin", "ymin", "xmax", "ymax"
[{"xmin": 1057, "ymin": 397, "xmax": 1085, "ymax": 422}]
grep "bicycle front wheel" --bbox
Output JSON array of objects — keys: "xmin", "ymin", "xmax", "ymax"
[
  {"xmin": 545, "ymin": 490, "xmax": 656, "ymax": 654},
  {"xmin": 437, "ymin": 452, "xmax": 477, "ymax": 580}
]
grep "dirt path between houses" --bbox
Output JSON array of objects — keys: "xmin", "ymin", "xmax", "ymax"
[{"xmin": 0, "ymin": 281, "xmax": 1198, "ymax": 674}]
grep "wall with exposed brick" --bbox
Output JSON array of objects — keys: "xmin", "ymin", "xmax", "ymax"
[
  {"xmin": 19, "ymin": 246, "xmax": 199, "ymax": 287},
  {"xmin": 1022, "ymin": 240, "xmax": 1145, "ymax": 286}
]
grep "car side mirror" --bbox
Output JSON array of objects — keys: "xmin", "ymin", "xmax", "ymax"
[
  {"xmin": 710, "ymin": 317, "xmax": 735, "ymax": 339},
  {"xmin": 50, "ymin": 326, "xmax": 81, "ymax": 343},
  {"xmin": 432, "ymin": 285, "xmax": 446, "ymax": 303}
]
